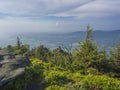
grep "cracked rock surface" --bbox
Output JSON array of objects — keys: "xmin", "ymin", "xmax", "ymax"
[{"xmin": 0, "ymin": 50, "xmax": 30, "ymax": 87}]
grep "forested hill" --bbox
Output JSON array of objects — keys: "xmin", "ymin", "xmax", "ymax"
[{"xmin": 68, "ymin": 30, "xmax": 120, "ymax": 49}]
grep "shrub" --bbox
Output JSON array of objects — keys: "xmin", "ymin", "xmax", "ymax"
[
  {"xmin": 85, "ymin": 75, "xmax": 120, "ymax": 90},
  {"xmin": 44, "ymin": 70, "xmax": 68, "ymax": 85},
  {"xmin": 71, "ymin": 74, "xmax": 120, "ymax": 90},
  {"xmin": 45, "ymin": 85, "xmax": 65, "ymax": 90}
]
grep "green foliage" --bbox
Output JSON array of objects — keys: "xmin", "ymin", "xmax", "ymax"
[
  {"xmin": 48, "ymin": 46, "xmax": 74, "ymax": 72},
  {"xmin": 73, "ymin": 26, "xmax": 110, "ymax": 74},
  {"xmin": 81, "ymin": 75, "xmax": 120, "ymax": 90},
  {"xmin": 86, "ymin": 68, "xmax": 99, "ymax": 75},
  {"xmin": 73, "ymin": 80, "xmax": 89, "ymax": 90},
  {"xmin": 49, "ymin": 52, "xmax": 66, "ymax": 68},
  {"xmin": 45, "ymin": 85, "xmax": 65, "ymax": 90},
  {"xmin": 4, "ymin": 37, "xmax": 30, "ymax": 55},
  {"xmin": 34, "ymin": 45, "xmax": 50, "ymax": 61},
  {"xmin": 5, "ymin": 45, "xmax": 14, "ymax": 52},
  {"xmin": 14, "ymin": 44, "xmax": 29, "ymax": 55},
  {"xmin": 27, "ymin": 58, "xmax": 44, "ymax": 79},
  {"xmin": 44, "ymin": 70, "xmax": 68, "ymax": 85},
  {"xmin": 16, "ymin": 36, "xmax": 22, "ymax": 49},
  {"xmin": 113, "ymin": 43, "xmax": 120, "ymax": 70},
  {"xmin": 86, "ymin": 25, "xmax": 93, "ymax": 41},
  {"xmin": 74, "ymin": 26, "xmax": 99, "ymax": 71},
  {"xmin": 65, "ymin": 74, "xmax": 120, "ymax": 90},
  {"xmin": 2, "ymin": 26, "xmax": 120, "ymax": 90}
]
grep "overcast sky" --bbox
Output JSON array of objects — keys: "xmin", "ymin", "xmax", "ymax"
[{"xmin": 0, "ymin": 0, "xmax": 120, "ymax": 33}]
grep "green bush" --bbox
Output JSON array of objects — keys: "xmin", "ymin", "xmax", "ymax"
[
  {"xmin": 86, "ymin": 75, "xmax": 120, "ymax": 90},
  {"xmin": 45, "ymin": 85, "xmax": 65, "ymax": 90},
  {"xmin": 44, "ymin": 70, "xmax": 68, "ymax": 85},
  {"xmin": 71, "ymin": 74, "xmax": 120, "ymax": 90}
]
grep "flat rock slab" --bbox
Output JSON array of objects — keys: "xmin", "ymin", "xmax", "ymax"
[{"xmin": 0, "ymin": 50, "xmax": 30, "ymax": 87}]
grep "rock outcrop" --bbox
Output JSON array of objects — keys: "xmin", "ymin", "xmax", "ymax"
[{"xmin": 0, "ymin": 50, "xmax": 30, "ymax": 87}]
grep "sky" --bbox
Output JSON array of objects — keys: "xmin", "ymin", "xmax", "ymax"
[{"xmin": 0, "ymin": 0, "xmax": 120, "ymax": 34}]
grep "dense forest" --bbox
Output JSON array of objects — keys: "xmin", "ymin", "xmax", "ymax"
[{"xmin": 1, "ymin": 26, "xmax": 120, "ymax": 90}]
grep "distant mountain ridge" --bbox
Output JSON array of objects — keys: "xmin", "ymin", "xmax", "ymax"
[
  {"xmin": 0, "ymin": 30, "xmax": 120, "ymax": 50},
  {"xmin": 69, "ymin": 30, "xmax": 120, "ymax": 50}
]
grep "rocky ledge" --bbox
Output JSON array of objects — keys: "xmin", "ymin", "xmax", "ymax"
[{"xmin": 0, "ymin": 50, "xmax": 30, "ymax": 87}]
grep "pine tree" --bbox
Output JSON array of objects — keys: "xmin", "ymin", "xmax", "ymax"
[
  {"xmin": 34, "ymin": 45, "xmax": 49, "ymax": 61},
  {"xmin": 74, "ymin": 26, "xmax": 106, "ymax": 73},
  {"xmin": 86, "ymin": 25, "xmax": 93, "ymax": 41},
  {"xmin": 113, "ymin": 43, "xmax": 120, "ymax": 69},
  {"xmin": 16, "ymin": 36, "xmax": 21, "ymax": 49}
]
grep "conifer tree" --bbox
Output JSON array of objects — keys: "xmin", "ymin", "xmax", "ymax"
[
  {"xmin": 74, "ymin": 26, "xmax": 105, "ymax": 73},
  {"xmin": 113, "ymin": 43, "xmax": 120, "ymax": 70},
  {"xmin": 16, "ymin": 36, "xmax": 21, "ymax": 49}
]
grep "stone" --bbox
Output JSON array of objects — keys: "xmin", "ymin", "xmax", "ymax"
[{"xmin": 0, "ymin": 50, "xmax": 30, "ymax": 87}]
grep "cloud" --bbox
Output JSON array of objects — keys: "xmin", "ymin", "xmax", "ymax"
[
  {"xmin": 0, "ymin": 0, "xmax": 93, "ymax": 17},
  {"xmin": 0, "ymin": 18, "xmax": 82, "ymax": 33},
  {"xmin": 0, "ymin": 0, "xmax": 119, "ymax": 19},
  {"xmin": 51, "ymin": 0, "xmax": 120, "ymax": 18}
]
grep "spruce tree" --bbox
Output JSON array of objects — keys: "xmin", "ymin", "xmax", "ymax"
[
  {"xmin": 16, "ymin": 36, "xmax": 21, "ymax": 49},
  {"xmin": 74, "ymin": 26, "xmax": 106, "ymax": 73},
  {"xmin": 113, "ymin": 43, "xmax": 120, "ymax": 70}
]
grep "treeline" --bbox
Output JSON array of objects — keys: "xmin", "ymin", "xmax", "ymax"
[{"xmin": 2, "ymin": 26, "xmax": 120, "ymax": 90}]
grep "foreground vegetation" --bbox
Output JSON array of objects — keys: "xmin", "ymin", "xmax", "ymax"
[{"xmin": 2, "ymin": 26, "xmax": 120, "ymax": 90}]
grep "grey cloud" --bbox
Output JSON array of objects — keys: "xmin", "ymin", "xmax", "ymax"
[
  {"xmin": 0, "ymin": 0, "xmax": 93, "ymax": 17},
  {"xmin": 0, "ymin": 0, "xmax": 119, "ymax": 18},
  {"xmin": 78, "ymin": 0, "xmax": 120, "ymax": 16},
  {"xmin": 53, "ymin": 0, "xmax": 120, "ymax": 18}
]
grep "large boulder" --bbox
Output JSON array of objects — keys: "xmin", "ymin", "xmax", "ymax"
[{"xmin": 0, "ymin": 50, "xmax": 30, "ymax": 87}]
